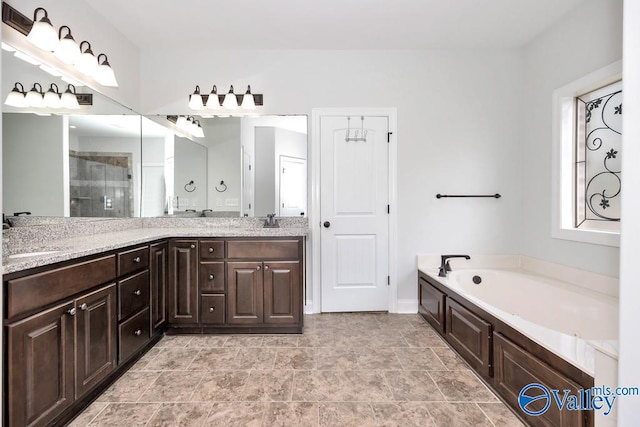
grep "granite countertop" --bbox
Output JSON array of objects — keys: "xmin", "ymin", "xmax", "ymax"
[{"xmin": 3, "ymin": 226, "xmax": 308, "ymax": 275}]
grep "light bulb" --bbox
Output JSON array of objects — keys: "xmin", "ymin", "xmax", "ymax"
[
  {"xmin": 222, "ymin": 85, "xmax": 239, "ymax": 109},
  {"xmin": 188, "ymin": 86, "xmax": 204, "ymax": 110},
  {"xmin": 61, "ymin": 84, "xmax": 80, "ymax": 109},
  {"xmin": 4, "ymin": 83, "xmax": 27, "ymax": 107},
  {"xmin": 241, "ymin": 85, "xmax": 256, "ymax": 110},
  {"xmin": 26, "ymin": 8, "xmax": 59, "ymax": 51},
  {"xmin": 206, "ymin": 85, "xmax": 220, "ymax": 109},
  {"xmin": 75, "ymin": 41, "xmax": 99, "ymax": 77},
  {"xmin": 54, "ymin": 26, "xmax": 80, "ymax": 64},
  {"xmin": 25, "ymin": 83, "xmax": 45, "ymax": 108},
  {"xmin": 94, "ymin": 54, "xmax": 119, "ymax": 87},
  {"xmin": 44, "ymin": 84, "xmax": 62, "ymax": 108}
]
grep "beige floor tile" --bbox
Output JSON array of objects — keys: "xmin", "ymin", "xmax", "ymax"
[
  {"xmin": 241, "ymin": 370, "xmax": 294, "ymax": 401},
  {"xmin": 145, "ymin": 348, "xmax": 200, "ymax": 371},
  {"xmin": 223, "ymin": 335, "xmax": 264, "ymax": 347},
  {"xmin": 293, "ymin": 370, "xmax": 393, "ymax": 402},
  {"xmin": 477, "ymin": 402, "xmax": 527, "ymax": 427},
  {"xmin": 138, "ymin": 371, "xmax": 206, "ymax": 402},
  {"xmin": 354, "ymin": 347, "xmax": 403, "ymax": 370},
  {"xmin": 262, "ymin": 335, "xmax": 300, "ymax": 347},
  {"xmin": 401, "ymin": 330, "xmax": 448, "ymax": 348},
  {"xmin": 96, "ymin": 371, "xmax": 161, "ymax": 403},
  {"xmin": 431, "ymin": 347, "xmax": 471, "ymax": 371},
  {"xmin": 186, "ymin": 335, "xmax": 229, "ymax": 348},
  {"xmin": 425, "ymin": 402, "xmax": 494, "ymax": 427},
  {"xmin": 155, "ymin": 335, "xmax": 196, "ymax": 348},
  {"xmin": 188, "ymin": 347, "xmax": 240, "ymax": 371},
  {"xmin": 371, "ymin": 402, "xmax": 435, "ymax": 426},
  {"xmin": 319, "ymin": 402, "xmax": 376, "ymax": 427},
  {"xmin": 275, "ymin": 347, "xmax": 317, "ymax": 369},
  {"xmin": 232, "ymin": 347, "xmax": 277, "ymax": 369},
  {"xmin": 191, "ymin": 371, "xmax": 250, "ymax": 401},
  {"xmin": 146, "ymin": 402, "xmax": 212, "ymax": 426},
  {"xmin": 428, "ymin": 370, "xmax": 498, "ymax": 402},
  {"xmin": 383, "ymin": 370, "xmax": 446, "ymax": 401},
  {"xmin": 394, "ymin": 348, "xmax": 448, "ymax": 371},
  {"xmin": 67, "ymin": 402, "xmax": 108, "ymax": 426},
  {"xmin": 317, "ymin": 347, "xmax": 359, "ymax": 370},
  {"xmin": 264, "ymin": 402, "xmax": 318, "ymax": 426},
  {"xmin": 87, "ymin": 403, "xmax": 160, "ymax": 426},
  {"xmin": 206, "ymin": 402, "xmax": 264, "ymax": 426}
]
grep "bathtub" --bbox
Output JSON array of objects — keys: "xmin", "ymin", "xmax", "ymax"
[{"xmin": 417, "ymin": 255, "xmax": 619, "ymax": 376}]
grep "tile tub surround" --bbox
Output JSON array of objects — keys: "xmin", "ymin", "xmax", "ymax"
[
  {"xmin": 69, "ymin": 313, "xmax": 525, "ymax": 427},
  {"xmin": 2, "ymin": 217, "xmax": 309, "ymax": 274}
]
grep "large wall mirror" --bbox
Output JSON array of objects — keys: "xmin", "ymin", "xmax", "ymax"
[
  {"xmin": 2, "ymin": 47, "xmax": 142, "ymax": 219},
  {"xmin": 141, "ymin": 115, "xmax": 308, "ymax": 217}
]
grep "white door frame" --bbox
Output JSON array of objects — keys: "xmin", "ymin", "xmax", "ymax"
[{"xmin": 311, "ymin": 108, "xmax": 398, "ymax": 313}]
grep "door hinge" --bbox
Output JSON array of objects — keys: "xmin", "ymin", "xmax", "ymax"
[
  {"xmin": 387, "ymin": 132, "xmax": 393, "ymax": 143},
  {"xmin": 387, "ymin": 276, "xmax": 390, "ymax": 285},
  {"xmin": 387, "ymin": 204, "xmax": 390, "ymax": 214}
]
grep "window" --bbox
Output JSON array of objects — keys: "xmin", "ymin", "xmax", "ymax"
[{"xmin": 552, "ymin": 61, "xmax": 622, "ymax": 247}]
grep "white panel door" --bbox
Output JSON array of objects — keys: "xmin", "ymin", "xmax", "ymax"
[
  {"xmin": 320, "ymin": 116, "xmax": 389, "ymax": 312},
  {"xmin": 279, "ymin": 155, "xmax": 307, "ymax": 216}
]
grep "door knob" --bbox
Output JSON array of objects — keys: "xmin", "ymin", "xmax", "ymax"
[
  {"xmin": 190, "ymin": 244, "xmax": 196, "ymax": 249},
  {"xmin": 133, "ymin": 256, "xmax": 141, "ymax": 263},
  {"xmin": 209, "ymin": 307, "xmax": 215, "ymax": 313},
  {"xmin": 79, "ymin": 303, "xmax": 88, "ymax": 311},
  {"xmin": 323, "ymin": 221, "xmax": 331, "ymax": 228},
  {"xmin": 209, "ymin": 274, "xmax": 214, "ymax": 280},
  {"xmin": 133, "ymin": 289, "xmax": 142, "ymax": 296},
  {"xmin": 208, "ymin": 247, "xmax": 214, "ymax": 253},
  {"xmin": 134, "ymin": 329, "xmax": 142, "ymax": 336}
]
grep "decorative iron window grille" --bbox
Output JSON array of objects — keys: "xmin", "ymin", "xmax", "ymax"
[{"xmin": 575, "ymin": 80, "xmax": 622, "ymax": 227}]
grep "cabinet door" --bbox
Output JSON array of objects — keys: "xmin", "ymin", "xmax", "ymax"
[
  {"xmin": 227, "ymin": 262, "xmax": 263, "ymax": 324},
  {"xmin": 168, "ymin": 240, "xmax": 199, "ymax": 324},
  {"xmin": 150, "ymin": 241, "xmax": 168, "ymax": 334},
  {"xmin": 7, "ymin": 302, "xmax": 75, "ymax": 427},
  {"xmin": 264, "ymin": 261, "xmax": 301, "ymax": 324},
  {"xmin": 446, "ymin": 298, "xmax": 492, "ymax": 377},
  {"xmin": 75, "ymin": 284, "xmax": 117, "ymax": 399},
  {"xmin": 418, "ymin": 277, "xmax": 446, "ymax": 334}
]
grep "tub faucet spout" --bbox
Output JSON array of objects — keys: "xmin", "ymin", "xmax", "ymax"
[{"xmin": 438, "ymin": 254, "xmax": 471, "ymax": 277}]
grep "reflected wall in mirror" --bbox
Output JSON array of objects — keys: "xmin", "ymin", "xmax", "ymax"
[
  {"xmin": 141, "ymin": 115, "xmax": 307, "ymax": 217},
  {"xmin": 2, "ymin": 48, "xmax": 142, "ymax": 219}
]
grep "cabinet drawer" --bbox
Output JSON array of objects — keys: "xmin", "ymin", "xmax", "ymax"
[
  {"xmin": 200, "ymin": 240, "xmax": 225, "ymax": 260},
  {"xmin": 201, "ymin": 295, "xmax": 225, "ymax": 325},
  {"xmin": 227, "ymin": 240, "xmax": 299, "ymax": 260},
  {"xmin": 118, "ymin": 307, "xmax": 150, "ymax": 363},
  {"xmin": 118, "ymin": 246, "xmax": 149, "ymax": 277},
  {"xmin": 6, "ymin": 255, "xmax": 116, "ymax": 320},
  {"xmin": 118, "ymin": 270, "xmax": 150, "ymax": 321},
  {"xmin": 199, "ymin": 262, "xmax": 225, "ymax": 292}
]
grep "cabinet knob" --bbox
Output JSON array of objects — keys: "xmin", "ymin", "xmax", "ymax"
[
  {"xmin": 134, "ymin": 329, "xmax": 142, "ymax": 336},
  {"xmin": 208, "ymin": 247, "xmax": 214, "ymax": 253},
  {"xmin": 257, "ymin": 265, "xmax": 261, "ymax": 270},
  {"xmin": 264, "ymin": 265, "xmax": 269, "ymax": 270},
  {"xmin": 190, "ymin": 244, "xmax": 196, "ymax": 249},
  {"xmin": 209, "ymin": 274, "xmax": 214, "ymax": 280},
  {"xmin": 67, "ymin": 307, "xmax": 76, "ymax": 316},
  {"xmin": 79, "ymin": 303, "xmax": 88, "ymax": 311},
  {"xmin": 133, "ymin": 289, "xmax": 142, "ymax": 296},
  {"xmin": 133, "ymin": 256, "xmax": 141, "ymax": 263},
  {"xmin": 209, "ymin": 307, "xmax": 215, "ymax": 313}
]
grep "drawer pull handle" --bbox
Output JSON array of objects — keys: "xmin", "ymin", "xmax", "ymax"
[
  {"xmin": 67, "ymin": 307, "xmax": 76, "ymax": 316},
  {"xmin": 133, "ymin": 289, "xmax": 142, "ymax": 296},
  {"xmin": 209, "ymin": 307, "xmax": 215, "ymax": 313},
  {"xmin": 190, "ymin": 244, "xmax": 196, "ymax": 249},
  {"xmin": 134, "ymin": 329, "xmax": 143, "ymax": 336},
  {"xmin": 257, "ymin": 265, "xmax": 261, "ymax": 270},
  {"xmin": 79, "ymin": 303, "xmax": 88, "ymax": 311},
  {"xmin": 209, "ymin": 274, "xmax": 215, "ymax": 280},
  {"xmin": 133, "ymin": 256, "xmax": 141, "ymax": 263},
  {"xmin": 264, "ymin": 265, "xmax": 269, "ymax": 270},
  {"xmin": 208, "ymin": 247, "xmax": 214, "ymax": 253}
]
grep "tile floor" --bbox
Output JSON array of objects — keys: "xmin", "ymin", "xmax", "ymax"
[{"xmin": 69, "ymin": 313, "xmax": 525, "ymax": 426}]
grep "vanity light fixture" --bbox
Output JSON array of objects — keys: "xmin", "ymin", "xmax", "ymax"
[
  {"xmin": 222, "ymin": 85, "xmax": 239, "ymax": 109},
  {"xmin": 167, "ymin": 115, "xmax": 206, "ymax": 138},
  {"xmin": 61, "ymin": 84, "xmax": 81, "ymax": 109},
  {"xmin": 43, "ymin": 83, "xmax": 62, "ymax": 108},
  {"xmin": 25, "ymin": 83, "xmax": 45, "ymax": 108},
  {"xmin": 206, "ymin": 85, "xmax": 220, "ymax": 109},
  {"xmin": 188, "ymin": 84, "xmax": 263, "ymax": 111},
  {"xmin": 75, "ymin": 41, "xmax": 99, "ymax": 76},
  {"xmin": 4, "ymin": 82, "xmax": 27, "ymax": 107},
  {"xmin": 54, "ymin": 26, "xmax": 81, "ymax": 65},
  {"xmin": 192, "ymin": 119, "xmax": 205, "ymax": 138},
  {"xmin": 94, "ymin": 54, "xmax": 119, "ymax": 87},
  {"xmin": 26, "ymin": 8, "xmax": 58, "ymax": 52},
  {"xmin": 188, "ymin": 85, "xmax": 205, "ymax": 110}
]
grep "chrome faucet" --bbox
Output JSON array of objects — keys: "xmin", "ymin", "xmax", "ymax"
[{"xmin": 438, "ymin": 254, "xmax": 471, "ymax": 277}]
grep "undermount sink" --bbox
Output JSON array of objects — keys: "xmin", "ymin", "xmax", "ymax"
[{"xmin": 8, "ymin": 250, "xmax": 60, "ymax": 259}]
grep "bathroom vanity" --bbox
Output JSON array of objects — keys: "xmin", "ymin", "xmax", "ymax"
[{"xmin": 2, "ymin": 226, "xmax": 306, "ymax": 427}]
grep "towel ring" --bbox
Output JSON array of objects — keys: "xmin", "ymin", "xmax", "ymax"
[
  {"xmin": 215, "ymin": 180, "xmax": 228, "ymax": 192},
  {"xmin": 184, "ymin": 180, "xmax": 196, "ymax": 192}
]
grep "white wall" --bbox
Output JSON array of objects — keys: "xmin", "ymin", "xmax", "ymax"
[
  {"xmin": 202, "ymin": 118, "xmax": 241, "ymax": 211},
  {"xmin": 4, "ymin": 0, "xmax": 141, "ymax": 111},
  {"xmin": 521, "ymin": 0, "xmax": 623, "ymax": 277},
  {"xmin": 254, "ymin": 127, "xmax": 276, "ymax": 216},
  {"xmin": 618, "ymin": 0, "xmax": 640, "ymax": 422},
  {"xmin": 174, "ymin": 137, "xmax": 207, "ymax": 211},
  {"xmin": 3, "ymin": 113, "xmax": 65, "ymax": 215},
  {"xmin": 141, "ymin": 49, "xmax": 524, "ymax": 302}
]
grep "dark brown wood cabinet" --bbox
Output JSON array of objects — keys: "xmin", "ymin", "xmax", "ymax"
[
  {"xmin": 7, "ymin": 301, "xmax": 75, "ymax": 427},
  {"xmin": 168, "ymin": 240, "xmax": 199, "ymax": 324},
  {"xmin": 445, "ymin": 297, "xmax": 492, "ymax": 377},
  {"xmin": 150, "ymin": 241, "xmax": 168, "ymax": 335},
  {"xmin": 75, "ymin": 284, "xmax": 117, "ymax": 399},
  {"xmin": 418, "ymin": 276, "xmax": 446, "ymax": 334},
  {"xmin": 227, "ymin": 261, "xmax": 264, "ymax": 324},
  {"xmin": 264, "ymin": 261, "xmax": 301, "ymax": 324}
]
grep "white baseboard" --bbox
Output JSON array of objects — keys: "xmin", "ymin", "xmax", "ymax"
[
  {"xmin": 396, "ymin": 299, "xmax": 419, "ymax": 314},
  {"xmin": 304, "ymin": 300, "xmax": 314, "ymax": 314}
]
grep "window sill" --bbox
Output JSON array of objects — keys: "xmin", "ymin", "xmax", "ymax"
[{"xmin": 552, "ymin": 225, "xmax": 619, "ymax": 247}]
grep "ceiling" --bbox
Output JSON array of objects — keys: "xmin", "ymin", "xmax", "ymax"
[{"xmin": 83, "ymin": 0, "xmax": 584, "ymax": 50}]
